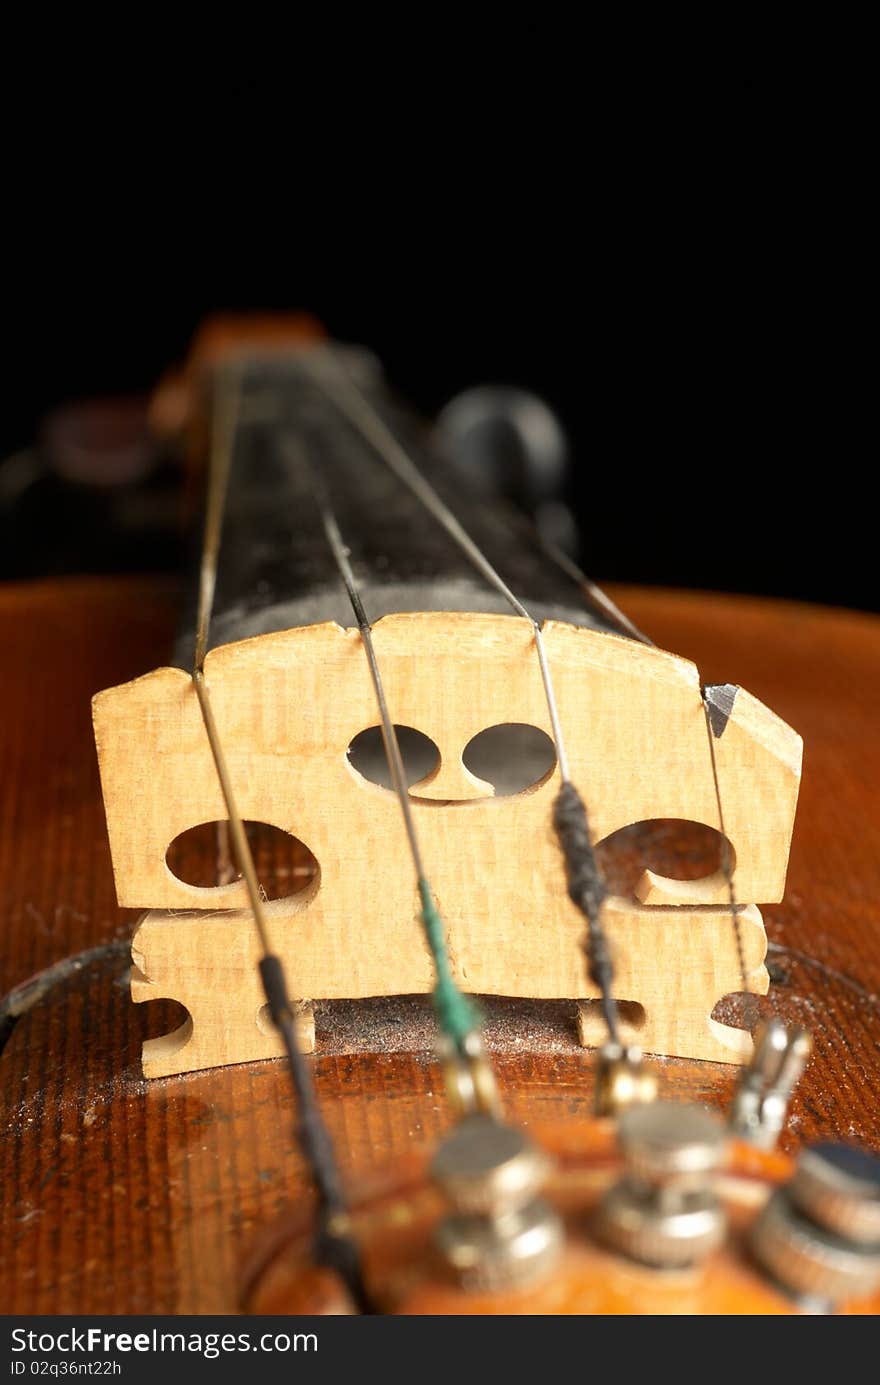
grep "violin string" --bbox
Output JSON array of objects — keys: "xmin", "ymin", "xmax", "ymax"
[
  {"xmin": 300, "ymin": 351, "xmax": 645, "ymax": 652},
  {"xmin": 197, "ymin": 350, "xmax": 752, "ymax": 1063},
  {"xmin": 700, "ymin": 694, "xmax": 752, "ymax": 1005},
  {"xmin": 301, "ymin": 350, "xmax": 620, "ymax": 1046},
  {"xmin": 192, "ymin": 364, "xmax": 368, "ymax": 1308},
  {"xmin": 535, "ymin": 482, "xmax": 748, "ymax": 1014},
  {"xmin": 296, "ymin": 443, "xmax": 481, "ymax": 1055},
  {"xmin": 534, "ymin": 533, "xmax": 654, "ymax": 646}
]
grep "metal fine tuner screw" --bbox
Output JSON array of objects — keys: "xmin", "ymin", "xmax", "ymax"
[
  {"xmin": 431, "ymin": 1114, "xmax": 563, "ymax": 1293},
  {"xmin": 596, "ymin": 1101, "xmax": 727, "ymax": 1269},
  {"xmin": 751, "ymin": 1143, "xmax": 880, "ymax": 1308}
]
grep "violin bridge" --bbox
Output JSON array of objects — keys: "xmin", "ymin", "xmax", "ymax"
[{"xmin": 92, "ymin": 611, "xmax": 801, "ymax": 1078}]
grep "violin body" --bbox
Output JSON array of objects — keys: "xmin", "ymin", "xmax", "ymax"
[{"xmin": 2, "ymin": 575, "xmax": 879, "ymax": 1312}]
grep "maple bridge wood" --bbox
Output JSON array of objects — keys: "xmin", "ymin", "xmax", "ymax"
[
  {"xmin": 92, "ymin": 609, "xmax": 802, "ymax": 1077},
  {"xmin": 2, "ymin": 578, "xmax": 877, "ymax": 1315}
]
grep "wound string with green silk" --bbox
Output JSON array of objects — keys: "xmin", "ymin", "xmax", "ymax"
[
  {"xmin": 300, "ymin": 448, "xmax": 480, "ymax": 1055},
  {"xmin": 300, "ymin": 350, "xmax": 621, "ymax": 1046},
  {"xmin": 418, "ymin": 880, "xmax": 477, "ymax": 1049}
]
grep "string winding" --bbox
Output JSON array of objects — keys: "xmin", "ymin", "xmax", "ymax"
[
  {"xmin": 300, "ymin": 450, "xmax": 480, "ymax": 1054},
  {"xmin": 302, "ymin": 350, "xmax": 621, "ymax": 1045},
  {"xmin": 191, "ymin": 348, "xmax": 753, "ymax": 1102},
  {"xmin": 553, "ymin": 783, "xmax": 617, "ymax": 1041},
  {"xmin": 701, "ymin": 694, "xmax": 753, "ymax": 1009}
]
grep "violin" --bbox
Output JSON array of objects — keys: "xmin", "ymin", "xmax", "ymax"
[{"xmin": 2, "ymin": 316, "xmax": 879, "ymax": 1316}]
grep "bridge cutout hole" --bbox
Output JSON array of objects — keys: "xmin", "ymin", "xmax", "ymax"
[
  {"xmin": 256, "ymin": 1003, "xmax": 276, "ymax": 1038},
  {"xmin": 165, "ymin": 820, "xmax": 320, "ymax": 900},
  {"xmin": 710, "ymin": 992, "xmax": 771, "ymax": 1033},
  {"xmin": 462, "ymin": 723, "xmax": 556, "ymax": 796},
  {"xmin": 140, "ymin": 1004, "xmax": 194, "ymax": 1065},
  {"xmin": 347, "ymin": 725, "xmax": 440, "ymax": 791},
  {"xmin": 255, "ymin": 1002, "xmax": 314, "ymax": 1041},
  {"xmin": 595, "ymin": 819, "xmax": 734, "ymax": 898},
  {"xmin": 578, "ymin": 999, "xmax": 646, "ymax": 1032}
]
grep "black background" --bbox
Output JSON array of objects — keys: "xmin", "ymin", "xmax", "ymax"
[{"xmin": 2, "ymin": 60, "xmax": 871, "ymax": 610}]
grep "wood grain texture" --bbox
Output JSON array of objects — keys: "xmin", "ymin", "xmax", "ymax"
[
  {"xmin": 94, "ymin": 612, "xmax": 799, "ymax": 1072},
  {"xmin": 1, "ymin": 577, "xmax": 879, "ymax": 1314}
]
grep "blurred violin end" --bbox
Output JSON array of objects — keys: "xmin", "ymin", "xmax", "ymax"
[
  {"xmin": 185, "ymin": 312, "xmax": 327, "ymax": 372},
  {"xmin": 154, "ymin": 312, "xmax": 329, "ymax": 436},
  {"xmin": 240, "ymin": 1120, "xmax": 880, "ymax": 1316}
]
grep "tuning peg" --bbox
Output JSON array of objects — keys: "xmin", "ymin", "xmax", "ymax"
[{"xmin": 435, "ymin": 386, "xmax": 578, "ymax": 556}]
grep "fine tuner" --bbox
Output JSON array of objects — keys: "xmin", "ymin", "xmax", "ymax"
[{"xmin": 240, "ymin": 1019, "xmax": 880, "ymax": 1314}]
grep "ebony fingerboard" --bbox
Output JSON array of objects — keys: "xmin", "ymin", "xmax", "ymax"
[{"xmin": 173, "ymin": 348, "xmax": 622, "ymax": 667}]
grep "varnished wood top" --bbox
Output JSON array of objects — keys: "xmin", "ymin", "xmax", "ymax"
[{"xmin": 1, "ymin": 578, "xmax": 879, "ymax": 1313}]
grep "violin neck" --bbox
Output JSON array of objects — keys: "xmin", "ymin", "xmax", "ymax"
[{"xmin": 173, "ymin": 347, "xmax": 617, "ymax": 666}]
